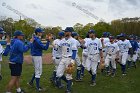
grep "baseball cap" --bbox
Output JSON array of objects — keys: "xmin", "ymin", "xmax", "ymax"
[
  {"xmin": 88, "ymin": 29, "xmax": 95, "ymax": 34},
  {"xmin": 35, "ymin": 28, "xmax": 44, "ymax": 33},
  {"xmin": 58, "ymin": 31, "xmax": 65, "ymax": 37},
  {"xmin": 14, "ymin": 30, "xmax": 24, "ymax": 36},
  {"xmin": 65, "ymin": 27, "xmax": 74, "ymax": 32}
]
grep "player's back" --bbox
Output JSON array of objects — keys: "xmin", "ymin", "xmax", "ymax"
[
  {"xmin": 52, "ymin": 39, "xmax": 62, "ymax": 57},
  {"xmin": 117, "ymin": 39, "xmax": 132, "ymax": 52}
]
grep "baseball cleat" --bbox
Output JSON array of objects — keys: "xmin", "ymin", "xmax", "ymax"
[
  {"xmin": 27, "ymin": 82, "xmax": 34, "ymax": 87},
  {"xmin": 16, "ymin": 89, "xmax": 25, "ymax": 93},
  {"xmin": 37, "ymin": 87, "xmax": 43, "ymax": 92},
  {"xmin": 111, "ymin": 73, "xmax": 115, "ymax": 77},
  {"xmin": 90, "ymin": 82, "xmax": 96, "ymax": 87},
  {"xmin": 75, "ymin": 79, "xmax": 82, "ymax": 82},
  {"xmin": 122, "ymin": 73, "xmax": 127, "ymax": 76},
  {"xmin": 65, "ymin": 90, "xmax": 71, "ymax": 93}
]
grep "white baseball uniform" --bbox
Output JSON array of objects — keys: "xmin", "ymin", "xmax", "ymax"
[
  {"xmin": 117, "ymin": 39, "xmax": 132, "ymax": 65},
  {"xmin": 100, "ymin": 37, "xmax": 109, "ymax": 60},
  {"xmin": 104, "ymin": 42, "xmax": 119, "ymax": 69},
  {"xmin": 138, "ymin": 42, "xmax": 140, "ymax": 60},
  {"xmin": 82, "ymin": 38, "xmax": 91, "ymax": 68},
  {"xmin": 74, "ymin": 39, "xmax": 81, "ymax": 67},
  {"xmin": 85, "ymin": 38, "xmax": 102, "ymax": 75},
  {"xmin": 52, "ymin": 39, "xmax": 62, "ymax": 71},
  {"xmin": 0, "ymin": 44, "xmax": 4, "ymax": 75},
  {"xmin": 56, "ymin": 37, "xmax": 77, "ymax": 80}
]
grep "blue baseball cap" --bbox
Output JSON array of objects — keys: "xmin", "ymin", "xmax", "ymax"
[
  {"xmin": 65, "ymin": 27, "xmax": 74, "ymax": 32},
  {"xmin": 58, "ymin": 31, "xmax": 64, "ymax": 37},
  {"xmin": 35, "ymin": 28, "xmax": 44, "ymax": 33},
  {"xmin": 119, "ymin": 33, "xmax": 126, "ymax": 37},
  {"xmin": 72, "ymin": 32, "xmax": 78, "ymax": 37},
  {"xmin": 88, "ymin": 29, "xmax": 95, "ymax": 34},
  {"xmin": 14, "ymin": 30, "xmax": 24, "ymax": 36},
  {"xmin": 109, "ymin": 36, "xmax": 115, "ymax": 39}
]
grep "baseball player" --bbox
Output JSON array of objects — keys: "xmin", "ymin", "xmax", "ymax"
[
  {"xmin": 0, "ymin": 27, "xmax": 6, "ymax": 80},
  {"xmin": 101, "ymin": 36, "xmax": 119, "ymax": 77},
  {"xmin": 137, "ymin": 38, "xmax": 140, "ymax": 61},
  {"xmin": 117, "ymin": 33, "xmax": 132, "ymax": 75},
  {"xmin": 81, "ymin": 33, "xmax": 91, "ymax": 77},
  {"xmin": 28, "ymin": 28, "xmax": 52, "ymax": 92},
  {"xmin": 50, "ymin": 31, "xmax": 64, "ymax": 85},
  {"xmin": 71, "ymin": 32, "xmax": 82, "ymax": 81},
  {"xmin": 85, "ymin": 30, "xmax": 103, "ymax": 86},
  {"xmin": 55, "ymin": 27, "xmax": 77, "ymax": 93},
  {"xmin": 5, "ymin": 30, "xmax": 31, "ymax": 93},
  {"xmin": 100, "ymin": 32, "xmax": 110, "ymax": 73},
  {"xmin": 127, "ymin": 35, "xmax": 139, "ymax": 69}
]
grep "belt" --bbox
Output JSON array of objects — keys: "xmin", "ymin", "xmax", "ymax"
[
  {"xmin": 89, "ymin": 53, "xmax": 99, "ymax": 55},
  {"xmin": 121, "ymin": 51, "xmax": 128, "ymax": 53},
  {"xmin": 56, "ymin": 57, "xmax": 61, "ymax": 59},
  {"xmin": 107, "ymin": 53, "xmax": 116, "ymax": 56},
  {"xmin": 63, "ymin": 56, "xmax": 71, "ymax": 58},
  {"xmin": 9, "ymin": 62, "xmax": 16, "ymax": 64}
]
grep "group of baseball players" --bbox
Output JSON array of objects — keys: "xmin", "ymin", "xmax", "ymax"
[{"xmin": 0, "ymin": 26, "xmax": 140, "ymax": 93}]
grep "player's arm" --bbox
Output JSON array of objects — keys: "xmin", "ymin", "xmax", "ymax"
[
  {"xmin": 99, "ymin": 40, "xmax": 104, "ymax": 63},
  {"xmin": 101, "ymin": 38, "xmax": 106, "ymax": 48},
  {"xmin": 128, "ymin": 41, "xmax": 133, "ymax": 57},
  {"xmin": 3, "ymin": 43, "xmax": 11, "ymax": 56}
]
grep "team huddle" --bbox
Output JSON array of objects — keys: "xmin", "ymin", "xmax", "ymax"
[{"xmin": 0, "ymin": 27, "xmax": 140, "ymax": 93}]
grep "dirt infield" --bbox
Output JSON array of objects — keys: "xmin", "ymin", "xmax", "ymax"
[{"xmin": 24, "ymin": 53, "xmax": 53, "ymax": 64}]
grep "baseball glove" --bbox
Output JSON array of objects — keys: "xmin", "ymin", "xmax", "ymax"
[{"xmin": 65, "ymin": 63, "xmax": 75, "ymax": 74}]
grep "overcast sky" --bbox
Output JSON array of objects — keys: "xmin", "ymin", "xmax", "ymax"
[{"xmin": 0, "ymin": 0, "xmax": 140, "ymax": 28}]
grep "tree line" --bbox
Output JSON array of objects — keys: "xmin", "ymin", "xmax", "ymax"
[{"xmin": 0, "ymin": 16, "xmax": 140, "ymax": 39}]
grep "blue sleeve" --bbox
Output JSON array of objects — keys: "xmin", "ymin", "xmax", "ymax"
[
  {"xmin": 36, "ymin": 39, "xmax": 50, "ymax": 50},
  {"xmin": 18, "ymin": 41, "xmax": 30, "ymax": 53},
  {"xmin": 3, "ymin": 45, "xmax": 11, "ymax": 56},
  {"xmin": 72, "ymin": 50, "xmax": 77, "ymax": 60}
]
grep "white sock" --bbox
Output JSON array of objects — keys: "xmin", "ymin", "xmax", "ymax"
[
  {"xmin": 16, "ymin": 88, "xmax": 21, "ymax": 92},
  {"xmin": 6, "ymin": 92, "xmax": 11, "ymax": 93}
]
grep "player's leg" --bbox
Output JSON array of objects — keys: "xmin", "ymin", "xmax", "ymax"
[
  {"xmin": 81, "ymin": 52, "xmax": 88, "ymax": 77},
  {"xmin": 127, "ymin": 54, "xmax": 132, "ymax": 69},
  {"xmin": 6, "ymin": 63, "xmax": 20, "ymax": 92},
  {"xmin": 50, "ymin": 57, "xmax": 60, "ymax": 84},
  {"xmin": 105, "ymin": 55, "xmax": 110, "ymax": 76},
  {"xmin": 28, "ymin": 57, "xmax": 35, "ymax": 87},
  {"xmin": 121, "ymin": 53, "xmax": 128, "ymax": 75},
  {"xmin": 90, "ymin": 54, "xmax": 99, "ymax": 86},
  {"xmin": 56, "ymin": 58, "xmax": 66, "ymax": 88},
  {"xmin": 65, "ymin": 58, "xmax": 74, "ymax": 93},
  {"xmin": 132, "ymin": 53, "xmax": 137, "ymax": 68},
  {"xmin": 15, "ymin": 63, "xmax": 25, "ymax": 93},
  {"xmin": 75, "ymin": 55, "xmax": 82, "ymax": 81},
  {"xmin": 33, "ymin": 56, "xmax": 43, "ymax": 91},
  {"xmin": 86, "ymin": 56, "xmax": 92, "ymax": 75},
  {"xmin": 111, "ymin": 56, "xmax": 117, "ymax": 77}
]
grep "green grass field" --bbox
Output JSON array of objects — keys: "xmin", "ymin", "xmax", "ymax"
[{"xmin": 0, "ymin": 49, "xmax": 140, "ymax": 93}]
